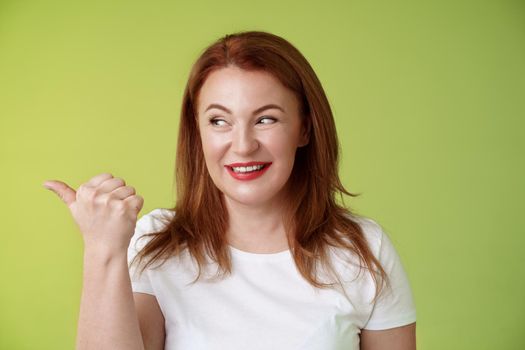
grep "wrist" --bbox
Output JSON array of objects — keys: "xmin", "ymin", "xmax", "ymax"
[{"xmin": 83, "ymin": 242, "xmax": 128, "ymax": 265}]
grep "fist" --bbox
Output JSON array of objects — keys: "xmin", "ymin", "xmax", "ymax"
[{"xmin": 43, "ymin": 173, "xmax": 144, "ymax": 253}]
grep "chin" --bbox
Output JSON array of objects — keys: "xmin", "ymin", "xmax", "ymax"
[{"xmin": 222, "ymin": 189, "xmax": 278, "ymax": 207}]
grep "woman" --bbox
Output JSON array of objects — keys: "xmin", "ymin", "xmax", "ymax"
[{"xmin": 44, "ymin": 30, "xmax": 416, "ymax": 350}]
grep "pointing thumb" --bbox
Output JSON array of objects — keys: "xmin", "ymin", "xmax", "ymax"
[{"xmin": 43, "ymin": 180, "xmax": 77, "ymax": 207}]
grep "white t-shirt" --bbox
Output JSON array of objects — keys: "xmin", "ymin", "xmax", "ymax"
[{"xmin": 128, "ymin": 208, "xmax": 416, "ymax": 350}]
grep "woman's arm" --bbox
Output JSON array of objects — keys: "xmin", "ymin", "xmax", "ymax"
[
  {"xmin": 133, "ymin": 292, "xmax": 165, "ymax": 350},
  {"xmin": 43, "ymin": 174, "xmax": 146, "ymax": 349},
  {"xmin": 360, "ymin": 322, "xmax": 416, "ymax": 350},
  {"xmin": 76, "ymin": 248, "xmax": 145, "ymax": 350}
]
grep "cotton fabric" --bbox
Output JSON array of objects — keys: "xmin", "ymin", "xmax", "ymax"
[{"xmin": 127, "ymin": 208, "xmax": 416, "ymax": 350}]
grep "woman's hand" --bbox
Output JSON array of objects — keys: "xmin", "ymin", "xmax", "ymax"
[{"xmin": 43, "ymin": 173, "xmax": 144, "ymax": 255}]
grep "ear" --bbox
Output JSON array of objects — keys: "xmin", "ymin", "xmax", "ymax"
[{"xmin": 298, "ymin": 116, "xmax": 311, "ymax": 147}]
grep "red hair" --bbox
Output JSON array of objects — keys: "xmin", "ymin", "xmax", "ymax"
[{"xmin": 131, "ymin": 30, "xmax": 388, "ymax": 303}]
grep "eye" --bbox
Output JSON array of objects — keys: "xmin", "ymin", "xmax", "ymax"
[
  {"xmin": 209, "ymin": 117, "xmax": 228, "ymax": 127},
  {"xmin": 257, "ymin": 116, "xmax": 277, "ymax": 125}
]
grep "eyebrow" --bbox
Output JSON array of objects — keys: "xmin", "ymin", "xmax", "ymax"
[{"xmin": 205, "ymin": 103, "xmax": 285, "ymax": 115}]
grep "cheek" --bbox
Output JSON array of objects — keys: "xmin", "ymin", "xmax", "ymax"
[
  {"xmin": 261, "ymin": 133, "xmax": 298, "ymax": 160},
  {"xmin": 200, "ymin": 132, "xmax": 227, "ymax": 162}
]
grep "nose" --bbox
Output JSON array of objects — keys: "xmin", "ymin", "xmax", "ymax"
[{"xmin": 230, "ymin": 126, "xmax": 259, "ymax": 156}]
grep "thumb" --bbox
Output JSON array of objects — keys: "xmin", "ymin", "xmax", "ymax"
[{"xmin": 43, "ymin": 180, "xmax": 77, "ymax": 207}]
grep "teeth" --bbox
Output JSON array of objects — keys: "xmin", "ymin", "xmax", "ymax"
[{"xmin": 231, "ymin": 164, "xmax": 265, "ymax": 173}]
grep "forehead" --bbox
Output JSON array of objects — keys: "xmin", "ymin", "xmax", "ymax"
[{"xmin": 197, "ymin": 66, "xmax": 298, "ymax": 114}]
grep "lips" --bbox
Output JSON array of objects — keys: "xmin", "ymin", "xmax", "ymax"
[
  {"xmin": 225, "ymin": 161, "xmax": 271, "ymax": 167},
  {"xmin": 224, "ymin": 162, "xmax": 272, "ymax": 181}
]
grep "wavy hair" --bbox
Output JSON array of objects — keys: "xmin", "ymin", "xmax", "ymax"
[{"xmin": 130, "ymin": 30, "xmax": 389, "ymax": 303}]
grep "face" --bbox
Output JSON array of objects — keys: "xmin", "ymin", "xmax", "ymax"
[{"xmin": 196, "ymin": 65, "xmax": 309, "ymax": 208}]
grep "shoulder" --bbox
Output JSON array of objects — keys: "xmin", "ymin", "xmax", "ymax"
[
  {"xmin": 130, "ymin": 208, "xmax": 176, "ymax": 251},
  {"xmin": 345, "ymin": 213, "xmax": 407, "ymax": 271},
  {"xmin": 136, "ymin": 208, "xmax": 175, "ymax": 232},
  {"xmin": 325, "ymin": 212, "xmax": 389, "ymax": 282},
  {"xmin": 344, "ymin": 212, "xmax": 387, "ymax": 258}
]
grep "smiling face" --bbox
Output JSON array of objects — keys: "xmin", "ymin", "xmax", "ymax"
[{"xmin": 196, "ymin": 65, "xmax": 309, "ymax": 208}]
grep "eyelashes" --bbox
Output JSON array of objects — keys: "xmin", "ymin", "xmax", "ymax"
[
  {"xmin": 209, "ymin": 118, "xmax": 227, "ymax": 127},
  {"xmin": 258, "ymin": 116, "xmax": 277, "ymax": 124},
  {"xmin": 208, "ymin": 116, "xmax": 277, "ymax": 127}
]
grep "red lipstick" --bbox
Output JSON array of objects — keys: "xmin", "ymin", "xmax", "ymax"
[{"xmin": 224, "ymin": 162, "xmax": 272, "ymax": 181}]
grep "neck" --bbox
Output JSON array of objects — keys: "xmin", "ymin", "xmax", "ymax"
[{"xmin": 223, "ymin": 194, "xmax": 290, "ymax": 254}]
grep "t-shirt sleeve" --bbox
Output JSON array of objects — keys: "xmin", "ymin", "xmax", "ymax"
[
  {"xmin": 362, "ymin": 221, "xmax": 417, "ymax": 330},
  {"xmin": 127, "ymin": 209, "xmax": 165, "ymax": 296}
]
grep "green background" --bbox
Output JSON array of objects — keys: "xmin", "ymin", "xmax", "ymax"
[{"xmin": 1, "ymin": 0, "xmax": 524, "ymax": 349}]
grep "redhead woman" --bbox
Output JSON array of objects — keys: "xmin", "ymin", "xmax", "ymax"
[{"xmin": 44, "ymin": 30, "xmax": 416, "ymax": 350}]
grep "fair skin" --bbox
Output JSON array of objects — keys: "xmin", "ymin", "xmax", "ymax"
[
  {"xmin": 44, "ymin": 65, "xmax": 415, "ymax": 349},
  {"xmin": 44, "ymin": 174, "xmax": 148, "ymax": 350},
  {"xmin": 196, "ymin": 65, "xmax": 308, "ymax": 253}
]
